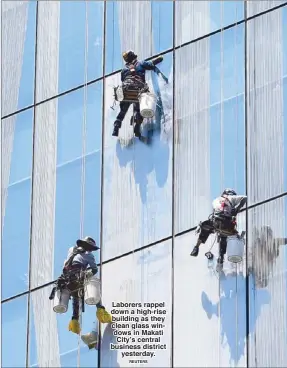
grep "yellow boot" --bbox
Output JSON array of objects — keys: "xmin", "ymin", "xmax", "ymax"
[
  {"xmin": 68, "ymin": 319, "xmax": 81, "ymax": 335},
  {"xmin": 96, "ymin": 307, "xmax": 112, "ymax": 324}
]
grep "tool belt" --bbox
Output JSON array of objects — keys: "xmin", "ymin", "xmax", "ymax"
[
  {"xmin": 212, "ymin": 214, "xmax": 237, "ymax": 237},
  {"xmin": 114, "ymin": 78, "xmax": 149, "ymax": 102},
  {"xmin": 49, "ymin": 265, "xmax": 87, "ymax": 300}
]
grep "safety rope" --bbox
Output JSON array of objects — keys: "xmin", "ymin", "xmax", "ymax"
[
  {"xmin": 77, "ymin": 1, "xmax": 89, "ymax": 366},
  {"xmin": 234, "ymin": 7, "xmax": 239, "ymax": 366},
  {"xmin": 220, "ymin": 5, "xmax": 224, "ymax": 194},
  {"xmin": 218, "ymin": 4, "xmax": 224, "ymax": 366}
]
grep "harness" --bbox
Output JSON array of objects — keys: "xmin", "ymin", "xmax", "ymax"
[
  {"xmin": 49, "ymin": 246, "xmax": 89, "ymax": 308},
  {"xmin": 111, "ymin": 61, "xmax": 150, "ymax": 109}
]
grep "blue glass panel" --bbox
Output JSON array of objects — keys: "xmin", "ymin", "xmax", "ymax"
[
  {"xmin": 57, "ymin": 83, "xmax": 102, "ymax": 165},
  {"xmin": 2, "ymin": 1, "xmax": 36, "ymax": 116},
  {"xmin": 58, "ymin": 1, "xmax": 103, "ymax": 93},
  {"xmin": 210, "ymin": 1, "xmax": 244, "ymax": 31},
  {"xmin": 2, "ymin": 109, "xmax": 33, "ymax": 299},
  {"xmin": 209, "ymin": 95, "xmax": 245, "ymax": 200},
  {"xmin": 210, "ymin": 24, "xmax": 245, "ymax": 105},
  {"xmin": 105, "ymin": 1, "xmax": 173, "ymax": 74},
  {"xmin": 2, "ymin": 296, "xmax": 27, "ymax": 367},
  {"xmin": 151, "ymin": 1, "xmax": 173, "ymax": 53}
]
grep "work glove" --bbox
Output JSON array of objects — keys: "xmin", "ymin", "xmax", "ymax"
[
  {"xmin": 86, "ymin": 269, "xmax": 95, "ymax": 279},
  {"xmin": 152, "ymin": 55, "xmax": 163, "ymax": 66}
]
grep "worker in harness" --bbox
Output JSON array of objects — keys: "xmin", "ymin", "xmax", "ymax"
[
  {"xmin": 112, "ymin": 50, "xmax": 164, "ymax": 138},
  {"xmin": 190, "ymin": 189, "xmax": 247, "ymax": 268},
  {"xmin": 52, "ymin": 236, "xmax": 112, "ymax": 337}
]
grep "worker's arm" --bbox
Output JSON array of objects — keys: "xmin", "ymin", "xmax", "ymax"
[
  {"xmin": 86, "ymin": 253, "xmax": 98, "ymax": 275},
  {"xmin": 230, "ymin": 195, "xmax": 247, "ymax": 215},
  {"xmin": 141, "ymin": 56, "xmax": 163, "ymax": 71},
  {"xmin": 121, "ymin": 69, "xmax": 125, "ymax": 82},
  {"xmin": 63, "ymin": 247, "xmax": 74, "ymax": 268}
]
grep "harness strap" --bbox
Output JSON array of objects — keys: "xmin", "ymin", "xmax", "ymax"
[{"xmin": 64, "ymin": 246, "xmax": 85, "ymax": 271}]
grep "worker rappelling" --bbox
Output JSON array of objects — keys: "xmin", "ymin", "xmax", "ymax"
[
  {"xmin": 190, "ymin": 189, "xmax": 247, "ymax": 270},
  {"xmin": 112, "ymin": 50, "xmax": 164, "ymax": 138},
  {"xmin": 49, "ymin": 236, "xmax": 112, "ymax": 349}
]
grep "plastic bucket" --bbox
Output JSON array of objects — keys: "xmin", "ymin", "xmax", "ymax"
[
  {"xmin": 85, "ymin": 277, "xmax": 101, "ymax": 305},
  {"xmin": 227, "ymin": 235, "xmax": 244, "ymax": 263},
  {"xmin": 116, "ymin": 86, "xmax": 124, "ymax": 102},
  {"xmin": 53, "ymin": 289, "xmax": 70, "ymax": 314},
  {"xmin": 139, "ymin": 93, "xmax": 157, "ymax": 118}
]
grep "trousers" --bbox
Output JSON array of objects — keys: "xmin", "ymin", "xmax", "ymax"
[{"xmin": 198, "ymin": 216, "xmax": 237, "ymax": 257}]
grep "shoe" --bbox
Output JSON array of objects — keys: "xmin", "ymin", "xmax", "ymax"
[
  {"xmin": 112, "ymin": 126, "xmax": 119, "ymax": 137},
  {"xmin": 216, "ymin": 256, "xmax": 224, "ymax": 272},
  {"xmin": 68, "ymin": 319, "xmax": 81, "ymax": 335},
  {"xmin": 134, "ymin": 123, "xmax": 141, "ymax": 137},
  {"xmin": 190, "ymin": 246, "xmax": 199, "ymax": 257},
  {"xmin": 96, "ymin": 307, "xmax": 112, "ymax": 324},
  {"xmin": 112, "ymin": 120, "xmax": 121, "ymax": 137},
  {"xmin": 81, "ymin": 331, "xmax": 98, "ymax": 350}
]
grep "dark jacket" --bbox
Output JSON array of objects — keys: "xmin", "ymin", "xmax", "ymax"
[{"xmin": 121, "ymin": 56, "xmax": 163, "ymax": 83}]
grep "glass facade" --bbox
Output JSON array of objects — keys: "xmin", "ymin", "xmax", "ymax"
[{"xmin": 1, "ymin": 1, "xmax": 287, "ymax": 367}]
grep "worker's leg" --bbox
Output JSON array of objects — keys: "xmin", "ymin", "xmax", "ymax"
[
  {"xmin": 190, "ymin": 219, "xmax": 214, "ymax": 257},
  {"xmin": 112, "ymin": 101, "xmax": 131, "ymax": 136},
  {"xmin": 68, "ymin": 295, "xmax": 81, "ymax": 334},
  {"xmin": 133, "ymin": 102, "xmax": 144, "ymax": 137},
  {"xmin": 218, "ymin": 236, "xmax": 227, "ymax": 264}
]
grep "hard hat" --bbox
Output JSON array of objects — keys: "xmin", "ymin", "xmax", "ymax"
[
  {"xmin": 76, "ymin": 236, "xmax": 99, "ymax": 251},
  {"xmin": 222, "ymin": 188, "xmax": 237, "ymax": 196},
  {"xmin": 122, "ymin": 50, "xmax": 137, "ymax": 63}
]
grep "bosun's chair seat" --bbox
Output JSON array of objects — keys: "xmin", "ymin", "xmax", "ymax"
[{"xmin": 122, "ymin": 88, "xmax": 141, "ymax": 102}]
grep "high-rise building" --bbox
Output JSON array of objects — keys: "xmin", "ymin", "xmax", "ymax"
[{"xmin": 1, "ymin": 1, "xmax": 287, "ymax": 367}]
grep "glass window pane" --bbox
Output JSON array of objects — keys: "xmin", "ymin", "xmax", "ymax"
[
  {"xmin": 101, "ymin": 240, "xmax": 172, "ymax": 367},
  {"xmin": 35, "ymin": 1, "xmax": 103, "ymax": 102},
  {"xmin": 247, "ymin": 198, "xmax": 287, "ymax": 366},
  {"xmin": 1, "ymin": 1, "xmax": 36, "ymax": 116},
  {"xmin": 175, "ymin": 25, "xmax": 245, "ymax": 233},
  {"xmin": 247, "ymin": 10, "xmax": 285, "ymax": 204},
  {"xmin": 105, "ymin": 1, "xmax": 173, "ymax": 74},
  {"xmin": 283, "ymin": 6, "xmax": 287, "ymax": 77},
  {"xmin": 30, "ymin": 83, "xmax": 102, "ymax": 288},
  {"xmin": 174, "ymin": 231, "xmax": 220, "ymax": 366},
  {"xmin": 54, "ymin": 83, "xmax": 102, "ymax": 281},
  {"xmin": 175, "ymin": 212, "xmax": 247, "ymax": 366},
  {"xmin": 2, "ymin": 109, "xmax": 33, "ymax": 299},
  {"xmin": 175, "ymin": 1, "xmax": 244, "ymax": 46},
  {"xmin": 29, "ymin": 285, "xmax": 100, "ymax": 367},
  {"xmin": 284, "ymin": 77, "xmax": 287, "ymax": 189},
  {"xmin": 103, "ymin": 52, "xmax": 173, "ymax": 261},
  {"xmin": 246, "ymin": 0, "xmax": 284, "ymax": 17},
  {"xmin": 29, "ymin": 287, "xmax": 61, "ymax": 367},
  {"xmin": 2, "ymin": 296, "xmax": 28, "ymax": 367}
]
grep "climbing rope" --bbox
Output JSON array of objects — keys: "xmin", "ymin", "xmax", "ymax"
[
  {"xmin": 218, "ymin": 3, "xmax": 225, "ymax": 365},
  {"xmin": 77, "ymin": 1, "xmax": 89, "ymax": 366},
  {"xmin": 233, "ymin": 7, "xmax": 239, "ymax": 366},
  {"xmin": 220, "ymin": 4, "xmax": 224, "ymax": 194}
]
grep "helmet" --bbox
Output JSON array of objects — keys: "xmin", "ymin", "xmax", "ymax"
[
  {"xmin": 222, "ymin": 188, "xmax": 237, "ymax": 196},
  {"xmin": 122, "ymin": 50, "xmax": 137, "ymax": 63},
  {"xmin": 76, "ymin": 236, "xmax": 99, "ymax": 251}
]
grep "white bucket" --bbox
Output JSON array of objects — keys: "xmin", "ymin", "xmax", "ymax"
[
  {"xmin": 85, "ymin": 277, "xmax": 101, "ymax": 305},
  {"xmin": 227, "ymin": 235, "xmax": 244, "ymax": 263},
  {"xmin": 116, "ymin": 86, "xmax": 124, "ymax": 102},
  {"xmin": 53, "ymin": 289, "xmax": 70, "ymax": 314},
  {"xmin": 139, "ymin": 93, "xmax": 157, "ymax": 119}
]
